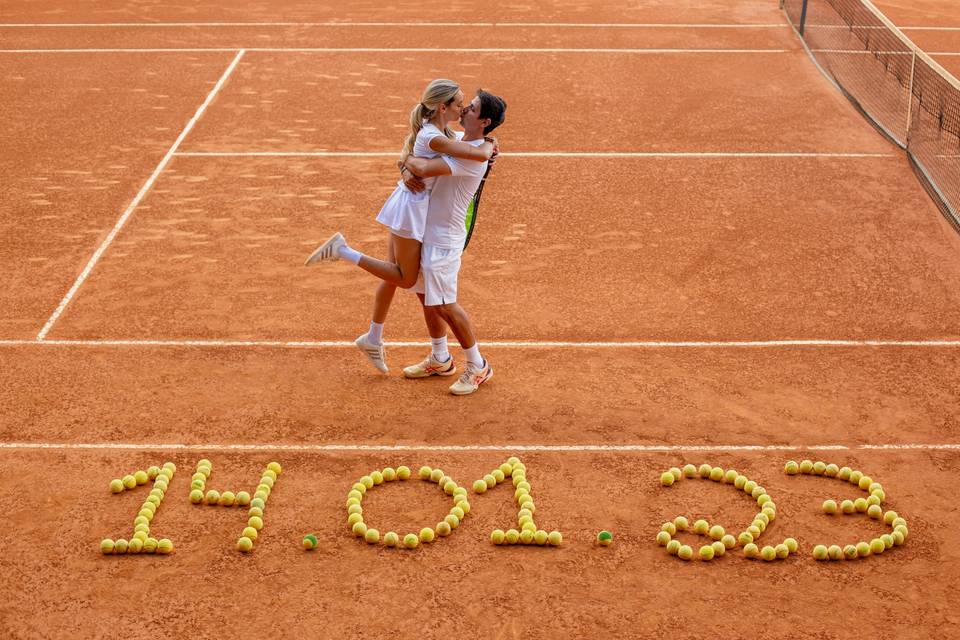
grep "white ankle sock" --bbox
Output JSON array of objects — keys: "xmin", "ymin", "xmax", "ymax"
[
  {"xmin": 431, "ymin": 336, "xmax": 450, "ymax": 361},
  {"xmin": 338, "ymin": 244, "xmax": 362, "ymax": 265},
  {"xmin": 368, "ymin": 321, "xmax": 384, "ymax": 345},
  {"xmin": 464, "ymin": 344, "xmax": 483, "ymax": 367}
]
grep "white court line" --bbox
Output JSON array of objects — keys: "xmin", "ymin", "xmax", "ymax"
[
  {"xmin": 34, "ymin": 50, "xmax": 246, "ymax": 342},
  {"xmin": 810, "ymin": 49, "xmax": 960, "ymax": 56},
  {"xmin": 0, "ymin": 21, "xmax": 789, "ymax": 28},
  {"xmin": 0, "ymin": 442, "xmax": 957, "ymax": 452},
  {"xmin": 0, "ymin": 47, "xmax": 791, "ymax": 54},
  {"xmin": 1, "ymin": 339, "xmax": 959, "ymax": 348},
  {"xmin": 175, "ymin": 151, "xmax": 897, "ymax": 159}
]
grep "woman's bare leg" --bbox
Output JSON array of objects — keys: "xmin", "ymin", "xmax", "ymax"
[{"xmin": 358, "ymin": 234, "xmax": 422, "ymax": 289}]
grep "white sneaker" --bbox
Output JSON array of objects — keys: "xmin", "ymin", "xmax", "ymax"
[
  {"xmin": 403, "ymin": 354, "xmax": 457, "ymax": 379},
  {"xmin": 449, "ymin": 360, "xmax": 493, "ymax": 395},
  {"xmin": 355, "ymin": 333, "xmax": 388, "ymax": 373},
  {"xmin": 305, "ymin": 232, "xmax": 345, "ymax": 266}
]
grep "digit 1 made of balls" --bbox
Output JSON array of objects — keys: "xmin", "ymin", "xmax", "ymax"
[
  {"xmin": 100, "ymin": 462, "xmax": 176, "ymax": 556},
  {"xmin": 187, "ymin": 459, "xmax": 282, "ymax": 553},
  {"xmin": 474, "ymin": 457, "xmax": 562, "ymax": 547}
]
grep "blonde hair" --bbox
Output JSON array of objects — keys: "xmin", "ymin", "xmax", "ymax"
[{"xmin": 400, "ymin": 79, "xmax": 459, "ymax": 161}]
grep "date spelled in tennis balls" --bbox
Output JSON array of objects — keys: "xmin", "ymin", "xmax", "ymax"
[
  {"xmin": 238, "ymin": 536, "xmax": 254, "ymax": 552},
  {"xmin": 403, "ymin": 533, "xmax": 419, "ymax": 549},
  {"xmin": 660, "ymin": 472, "xmax": 675, "ymax": 487},
  {"xmin": 597, "ymin": 531, "xmax": 613, "ymax": 546},
  {"xmin": 302, "ymin": 534, "xmax": 318, "ymax": 550}
]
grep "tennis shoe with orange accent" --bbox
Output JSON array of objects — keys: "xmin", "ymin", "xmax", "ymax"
[
  {"xmin": 355, "ymin": 333, "xmax": 388, "ymax": 373},
  {"xmin": 449, "ymin": 359, "xmax": 493, "ymax": 395},
  {"xmin": 304, "ymin": 232, "xmax": 345, "ymax": 265},
  {"xmin": 403, "ymin": 354, "xmax": 456, "ymax": 379}
]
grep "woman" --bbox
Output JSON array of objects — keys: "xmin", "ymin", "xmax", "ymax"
[{"xmin": 305, "ymin": 79, "xmax": 495, "ymax": 373}]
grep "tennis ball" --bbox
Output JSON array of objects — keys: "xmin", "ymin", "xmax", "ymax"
[
  {"xmin": 880, "ymin": 534, "xmax": 894, "ymax": 549},
  {"xmin": 122, "ymin": 475, "xmax": 137, "ymax": 490},
  {"xmin": 761, "ymin": 546, "xmax": 777, "ymax": 561},
  {"xmin": 743, "ymin": 480, "xmax": 757, "ymax": 495},
  {"xmin": 751, "ymin": 519, "xmax": 766, "ymax": 534},
  {"xmin": 871, "ymin": 489, "xmax": 886, "ymax": 503},
  {"xmin": 248, "ymin": 515, "xmax": 264, "ymax": 531},
  {"xmin": 259, "ymin": 476, "xmax": 275, "ymax": 490},
  {"xmin": 365, "ymin": 528, "xmax": 380, "ymax": 544},
  {"xmin": 843, "ymin": 544, "xmax": 858, "ymax": 559},
  {"xmin": 109, "ymin": 479, "xmax": 124, "ymax": 493},
  {"xmin": 521, "ymin": 522, "xmax": 537, "ymax": 533},
  {"xmin": 189, "ymin": 489, "xmax": 204, "ymax": 504},
  {"xmin": 162, "ymin": 462, "xmax": 176, "ymax": 473},
  {"xmin": 132, "ymin": 531, "xmax": 148, "ymax": 542},
  {"xmin": 347, "ymin": 504, "xmax": 363, "ymax": 516},
  {"xmin": 698, "ymin": 464, "xmax": 712, "ymax": 478},
  {"xmin": 866, "ymin": 494, "xmax": 881, "ymax": 507},
  {"xmin": 892, "ymin": 530, "xmax": 905, "ymax": 546},
  {"xmin": 855, "ymin": 541, "xmax": 871, "ymax": 557},
  {"xmin": 265, "ymin": 461, "xmax": 281, "ymax": 475},
  {"xmin": 693, "ymin": 519, "xmax": 709, "ymax": 535},
  {"xmin": 751, "ymin": 486, "xmax": 766, "ymax": 499},
  {"xmin": 747, "ymin": 525, "xmax": 761, "ymax": 538},
  {"xmin": 784, "ymin": 461, "xmax": 799, "ymax": 475},
  {"xmin": 784, "ymin": 538, "xmax": 798, "ymax": 553},
  {"xmin": 854, "ymin": 498, "xmax": 868, "ymax": 512},
  {"xmin": 709, "ymin": 467, "xmax": 724, "ymax": 482},
  {"xmin": 682, "ymin": 464, "xmax": 697, "ymax": 478},
  {"xmin": 743, "ymin": 543, "xmax": 759, "ymax": 558},
  {"xmin": 848, "ymin": 470, "xmax": 863, "ymax": 484},
  {"xmin": 146, "ymin": 465, "xmax": 161, "ymax": 480},
  {"xmin": 548, "ymin": 531, "xmax": 563, "ymax": 546},
  {"xmin": 128, "ymin": 538, "xmax": 143, "ymax": 554},
  {"xmin": 757, "ymin": 494, "xmax": 772, "ymax": 507},
  {"xmin": 143, "ymin": 538, "xmax": 158, "ymax": 553},
  {"xmin": 825, "ymin": 463, "xmax": 839, "ymax": 477},
  {"xmin": 869, "ymin": 538, "xmax": 885, "ymax": 555},
  {"xmin": 505, "ymin": 529, "xmax": 520, "ymax": 544},
  {"xmin": 458, "ymin": 500, "xmax": 471, "ymax": 515},
  {"xmin": 828, "ymin": 545, "xmax": 843, "ymax": 560},
  {"xmin": 370, "ymin": 471, "xmax": 384, "ymax": 485},
  {"xmin": 491, "ymin": 529, "xmax": 506, "ymax": 544},
  {"xmin": 867, "ymin": 504, "xmax": 882, "ymax": 519},
  {"xmin": 858, "ymin": 476, "xmax": 873, "ymax": 491},
  {"xmin": 205, "ymin": 490, "xmax": 220, "ymax": 505},
  {"xmin": 840, "ymin": 499, "xmax": 855, "ymax": 514},
  {"xmin": 156, "ymin": 539, "xmax": 173, "ymax": 554},
  {"xmin": 100, "ymin": 539, "xmax": 115, "ymax": 554},
  {"xmin": 734, "ymin": 475, "xmax": 748, "ymax": 489},
  {"xmin": 534, "ymin": 530, "xmax": 549, "ymax": 546},
  {"xmin": 666, "ymin": 540, "xmax": 681, "ymax": 555},
  {"xmin": 597, "ymin": 531, "xmax": 613, "ymax": 546},
  {"xmin": 674, "ymin": 516, "xmax": 689, "ymax": 531},
  {"xmin": 660, "ymin": 472, "xmax": 675, "ymax": 487},
  {"xmin": 755, "ymin": 512, "xmax": 769, "ymax": 526},
  {"xmin": 481, "ymin": 473, "xmax": 495, "ymax": 489},
  {"xmin": 197, "ymin": 466, "xmax": 211, "ymax": 478},
  {"xmin": 773, "ymin": 543, "xmax": 788, "ymax": 559},
  {"xmin": 709, "ymin": 525, "xmax": 725, "ymax": 541},
  {"xmin": 812, "ymin": 461, "xmax": 826, "ymax": 475},
  {"xmin": 351, "ymin": 521, "xmax": 366, "ymax": 537},
  {"xmin": 678, "ymin": 545, "xmax": 694, "ymax": 560},
  {"xmin": 894, "ymin": 525, "xmax": 908, "ymax": 540},
  {"xmin": 443, "ymin": 480, "xmax": 457, "ymax": 495},
  {"xmin": 738, "ymin": 532, "xmax": 754, "ymax": 546},
  {"xmin": 428, "ymin": 469, "xmax": 443, "ymax": 484},
  {"xmin": 798, "ymin": 460, "xmax": 813, "ymax": 474},
  {"xmin": 699, "ymin": 544, "xmax": 715, "ymax": 561},
  {"xmin": 220, "ymin": 491, "xmax": 236, "ymax": 506},
  {"xmin": 418, "ymin": 466, "xmax": 433, "ymax": 480},
  {"xmin": 472, "ymin": 480, "xmax": 487, "ymax": 494},
  {"xmin": 403, "ymin": 533, "xmax": 420, "ymax": 549},
  {"xmin": 721, "ymin": 534, "xmax": 736, "ymax": 549},
  {"xmin": 823, "ymin": 499, "xmax": 838, "ymax": 514},
  {"xmin": 243, "ymin": 526, "xmax": 259, "ymax": 540},
  {"xmin": 838, "ymin": 466, "xmax": 852, "ymax": 480},
  {"xmin": 250, "ymin": 498, "xmax": 265, "ymax": 510},
  {"xmin": 238, "ymin": 537, "xmax": 254, "ymax": 552},
  {"xmin": 383, "ymin": 531, "xmax": 399, "ymax": 547},
  {"xmin": 813, "ymin": 545, "xmax": 828, "ymax": 560},
  {"xmin": 656, "ymin": 531, "xmax": 671, "ymax": 546},
  {"xmin": 419, "ymin": 527, "xmax": 435, "ymax": 543},
  {"xmin": 453, "ymin": 487, "xmax": 467, "ymax": 498},
  {"xmin": 113, "ymin": 539, "xmax": 129, "ymax": 553},
  {"xmin": 134, "ymin": 470, "xmax": 148, "ymax": 485},
  {"xmin": 892, "ymin": 517, "xmax": 907, "ymax": 529},
  {"xmin": 669, "ymin": 467, "xmax": 682, "ymax": 481},
  {"xmin": 351, "ymin": 483, "xmax": 366, "ymax": 496},
  {"xmin": 519, "ymin": 529, "xmax": 535, "ymax": 544},
  {"xmin": 661, "ymin": 522, "xmax": 676, "ymax": 536},
  {"xmin": 712, "ymin": 540, "xmax": 726, "ymax": 557},
  {"xmin": 444, "ymin": 514, "xmax": 461, "ymax": 529},
  {"xmin": 436, "ymin": 521, "xmax": 452, "ymax": 537},
  {"xmin": 396, "ymin": 465, "xmax": 411, "ymax": 480},
  {"xmin": 499, "ymin": 462, "xmax": 513, "ymax": 476},
  {"xmin": 248, "ymin": 506, "xmax": 263, "ymax": 518},
  {"xmin": 450, "ymin": 506, "xmax": 466, "ymax": 521}
]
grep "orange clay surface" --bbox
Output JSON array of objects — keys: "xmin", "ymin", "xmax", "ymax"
[{"xmin": 2, "ymin": 1, "xmax": 960, "ymax": 638}]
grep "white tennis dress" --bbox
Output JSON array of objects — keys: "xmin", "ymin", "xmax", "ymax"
[{"xmin": 375, "ymin": 122, "xmax": 455, "ymax": 241}]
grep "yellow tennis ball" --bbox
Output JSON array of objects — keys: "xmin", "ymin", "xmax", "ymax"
[
  {"xmin": 241, "ymin": 526, "xmax": 259, "ymax": 542},
  {"xmin": 669, "ymin": 467, "xmax": 682, "ymax": 481},
  {"xmin": 858, "ymin": 476, "xmax": 873, "ymax": 491},
  {"xmin": 127, "ymin": 538, "xmax": 143, "ymax": 554},
  {"xmin": 548, "ymin": 531, "xmax": 562, "ymax": 546},
  {"xmin": 784, "ymin": 538, "xmax": 798, "ymax": 553},
  {"xmin": 666, "ymin": 540, "xmax": 681, "ymax": 555},
  {"xmin": 784, "ymin": 461, "xmax": 799, "ymax": 475},
  {"xmin": 854, "ymin": 498, "xmax": 868, "ymax": 512},
  {"xmin": 351, "ymin": 521, "xmax": 367, "ymax": 537},
  {"xmin": 250, "ymin": 498, "xmax": 265, "ymax": 510},
  {"xmin": 661, "ymin": 522, "xmax": 676, "ymax": 536},
  {"xmin": 418, "ymin": 466, "xmax": 432, "ymax": 480},
  {"xmin": 443, "ymin": 480, "xmax": 457, "ymax": 495},
  {"xmin": 699, "ymin": 544, "xmax": 715, "ymax": 561},
  {"xmin": 396, "ymin": 466, "xmax": 411, "ymax": 480},
  {"xmin": 109, "ymin": 479, "xmax": 124, "ymax": 493},
  {"xmin": 147, "ymin": 466, "xmax": 161, "ymax": 480},
  {"xmin": 100, "ymin": 539, "xmax": 115, "ymax": 554},
  {"xmin": 843, "ymin": 544, "xmax": 858, "ymax": 559},
  {"xmin": 673, "ymin": 516, "xmax": 689, "ymax": 531},
  {"xmin": 382, "ymin": 467, "xmax": 397, "ymax": 482},
  {"xmin": 867, "ymin": 504, "xmax": 882, "ymax": 519},
  {"xmin": 519, "ymin": 529, "xmax": 534, "ymax": 544},
  {"xmin": 798, "ymin": 460, "xmax": 813, "ymax": 474},
  {"xmin": 660, "ymin": 472, "xmax": 675, "ymax": 487},
  {"xmin": 235, "ymin": 491, "xmax": 251, "ymax": 506},
  {"xmin": 743, "ymin": 480, "xmax": 757, "ymax": 494},
  {"xmin": 112, "ymin": 539, "xmax": 127, "ymax": 554},
  {"xmin": 743, "ymin": 543, "xmax": 759, "ymax": 558},
  {"xmin": 122, "ymin": 475, "xmax": 137, "ymax": 489},
  {"xmin": 238, "ymin": 536, "xmax": 254, "ymax": 552},
  {"xmin": 841, "ymin": 499, "xmax": 855, "ymax": 514},
  {"xmin": 734, "ymin": 475, "xmax": 748, "ymax": 489},
  {"xmin": 866, "ymin": 494, "xmax": 881, "ymax": 507},
  {"xmin": 723, "ymin": 469, "xmax": 738, "ymax": 483},
  {"xmin": 365, "ymin": 529, "xmax": 380, "ymax": 544},
  {"xmin": 132, "ymin": 531, "xmax": 148, "ymax": 542},
  {"xmin": 370, "ymin": 471, "xmax": 384, "ymax": 485},
  {"xmin": 813, "ymin": 545, "xmax": 828, "ymax": 560},
  {"xmin": 521, "ymin": 522, "xmax": 536, "ymax": 533},
  {"xmin": 491, "ymin": 529, "xmax": 506, "ymax": 544},
  {"xmin": 472, "ymin": 480, "xmax": 487, "ymax": 494},
  {"xmin": 142, "ymin": 538, "xmax": 158, "ymax": 553},
  {"xmin": 761, "ymin": 546, "xmax": 777, "ymax": 561},
  {"xmin": 428, "ymin": 469, "xmax": 443, "ymax": 484},
  {"xmin": 828, "ymin": 545, "xmax": 843, "ymax": 560},
  {"xmin": 534, "ymin": 530, "xmax": 549, "ymax": 545},
  {"xmin": 709, "ymin": 525, "xmax": 725, "ymax": 540},
  {"xmin": 678, "ymin": 545, "xmax": 693, "ymax": 560},
  {"xmin": 134, "ymin": 470, "xmax": 148, "ymax": 485},
  {"xmin": 880, "ymin": 534, "xmax": 894, "ymax": 549},
  {"xmin": 682, "ymin": 464, "xmax": 697, "ymax": 478},
  {"xmin": 812, "ymin": 461, "xmax": 826, "ymax": 475},
  {"xmin": 698, "ymin": 464, "xmax": 712, "ymax": 478},
  {"xmin": 249, "ymin": 516, "xmax": 264, "ymax": 531},
  {"xmin": 403, "ymin": 533, "xmax": 419, "ymax": 549},
  {"xmin": 436, "ymin": 522, "xmax": 452, "ymax": 537},
  {"xmin": 709, "ymin": 467, "xmax": 724, "ymax": 482},
  {"xmin": 825, "ymin": 463, "xmax": 839, "ymax": 477},
  {"xmin": 738, "ymin": 531, "xmax": 753, "ymax": 546},
  {"xmin": 219, "ymin": 491, "xmax": 236, "ymax": 506},
  {"xmin": 721, "ymin": 534, "xmax": 736, "ymax": 549},
  {"xmin": 458, "ymin": 501, "xmax": 471, "ymax": 515},
  {"xmin": 502, "ymin": 529, "xmax": 518, "ymax": 544},
  {"xmin": 822, "ymin": 499, "xmax": 838, "ymax": 514},
  {"xmin": 266, "ymin": 462, "xmax": 281, "ymax": 475},
  {"xmin": 870, "ymin": 538, "xmax": 885, "ymax": 555},
  {"xmin": 775, "ymin": 543, "xmax": 789, "ymax": 559},
  {"xmin": 205, "ymin": 490, "xmax": 220, "ymax": 505},
  {"xmin": 419, "ymin": 527, "xmax": 435, "ymax": 543},
  {"xmin": 693, "ymin": 519, "xmax": 709, "ymax": 535},
  {"xmin": 248, "ymin": 506, "xmax": 264, "ymax": 519},
  {"xmin": 854, "ymin": 541, "xmax": 870, "ymax": 557},
  {"xmin": 383, "ymin": 532, "xmax": 399, "ymax": 547},
  {"xmin": 189, "ymin": 489, "xmax": 203, "ymax": 504},
  {"xmin": 450, "ymin": 506, "xmax": 466, "ymax": 521},
  {"xmin": 838, "ymin": 467, "xmax": 852, "ymax": 480},
  {"xmin": 156, "ymin": 539, "xmax": 173, "ymax": 554}
]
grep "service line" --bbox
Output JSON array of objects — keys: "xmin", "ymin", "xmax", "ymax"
[
  {"xmin": 0, "ymin": 21, "xmax": 789, "ymax": 28},
  {"xmin": 34, "ymin": 49, "xmax": 246, "ymax": 341},
  {"xmin": 0, "ymin": 47, "xmax": 792, "ymax": 54},
  {"xmin": 175, "ymin": 151, "xmax": 896, "ymax": 159}
]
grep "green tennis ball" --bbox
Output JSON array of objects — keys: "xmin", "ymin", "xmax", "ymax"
[
  {"xmin": 365, "ymin": 529, "xmax": 380, "ymax": 544},
  {"xmin": 505, "ymin": 529, "xmax": 520, "ymax": 544},
  {"xmin": 678, "ymin": 545, "xmax": 694, "ymax": 560},
  {"xmin": 856, "ymin": 541, "xmax": 871, "ymax": 557},
  {"xmin": 156, "ymin": 539, "xmax": 173, "ymax": 554},
  {"xmin": 122, "ymin": 475, "xmax": 137, "ymax": 490},
  {"xmin": 822, "ymin": 499, "xmax": 838, "ymax": 514},
  {"xmin": 238, "ymin": 536, "xmax": 254, "ymax": 552},
  {"xmin": 761, "ymin": 546, "xmax": 777, "ymax": 561},
  {"xmin": 491, "ymin": 529, "xmax": 506, "ymax": 545},
  {"xmin": 674, "ymin": 516, "xmax": 689, "ymax": 531},
  {"xmin": 784, "ymin": 461, "xmax": 799, "ymax": 475},
  {"xmin": 812, "ymin": 461, "xmax": 826, "ymax": 475},
  {"xmin": 243, "ymin": 526, "xmax": 259, "ymax": 540},
  {"xmin": 828, "ymin": 545, "xmax": 843, "ymax": 560},
  {"xmin": 709, "ymin": 467, "xmax": 724, "ymax": 482},
  {"xmin": 743, "ymin": 543, "xmax": 759, "ymax": 558},
  {"xmin": 396, "ymin": 466, "xmax": 411, "ymax": 480},
  {"xmin": 656, "ymin": 531, "xmax": 672, "ymax": 546},
  {"xmin": 666, "ymin": 540, "xmax": 681, "ymax": 555},
  {"xmin": 383, "ymin": 532, "xmax": 399, "ymax": 547},
  {"xmin": 548, "ymin": 531, "xmax": 563, "ymax": 546},
  {"xmin": 660, "ymin": 472, "xmax": 675, "ymax": 487},
  {"xmin": 698, "ymin": 464, "xmax": 712, "ymax": 478},
  {"xmin": 682, "ymin": 464, "xmax": 697, "ymax": 478},
  {"xmin": 110, "ymin": 479, "xmax": 124, "ymax": 493},
  {"xmin": 189, "ymin": 489, "xmax": 203, "ymax": 504},
  {"xmin": 869, "ymin": 538, "xmax": 885, "ymax": 555},
  {"xmin": 798, "ymin": 460, "xmax": 813, "ymax": 474},
  {"xmin": 250, "ymin": 498, "xmax": 265, "ymax": 510},
  {"xmin": 709, "ymin": 525, "xmax": 725, "ymax": 540},
  {"xmin": 693, "ymin": 520, "xmax": 709, "ymax": 535},
  {"xmin": 597, "ymin": 530, "xmax": 613, "ymax": 546},
  {"xmin": 843, "ymin": 544, "xmax": 858, "ymax": 559},
  {"xmin": 699, "ymin": 544, "xmax": 715, "ymax": 561},
  {"xmin": 813, "ymin": 545, "xmax": 828, "ymax": 560}
]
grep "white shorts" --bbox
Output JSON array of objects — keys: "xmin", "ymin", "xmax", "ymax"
[{"xmin": 413, "ymin": 244, "xmax": 462, "ymax": 306}]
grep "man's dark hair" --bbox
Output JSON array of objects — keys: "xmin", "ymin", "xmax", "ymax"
[{"xmin": 476, "ymin": 89, "xmax": 506, "ymax": 135}]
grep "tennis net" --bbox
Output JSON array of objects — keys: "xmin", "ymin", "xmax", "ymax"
[{"xmin": 782, "ymin": 0, "xmax": 960, "ymax": 231}]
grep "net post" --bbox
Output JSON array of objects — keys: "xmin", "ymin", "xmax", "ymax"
[
  {"xmin": 905, "ymin": 50, "xmax": 917, "ymax": 142},
  {"xmin": 799, "ymin": 0, "xmax": 809, "ymax": 36}
]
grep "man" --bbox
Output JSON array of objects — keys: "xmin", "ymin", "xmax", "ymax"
[{"xmin": 399, "ymin": 90, "xmax": 506, "ymax": 395}]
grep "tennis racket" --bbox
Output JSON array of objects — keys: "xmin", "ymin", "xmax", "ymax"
[{"xmin": 463, "ymin": 164, "xmax": 492, "ymax": 251}]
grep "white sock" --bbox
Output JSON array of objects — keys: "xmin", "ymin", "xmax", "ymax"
[
  {"xmin": 338, "ymin": 244, "xmax": 362, "ymax": 265},
  {"xmin": 464, "ymin": 344, "xmax": 483, "ymax": 368},
  {"xmin": 368, "ymin": 321, "xmax": 384, "ymax": 345},
  {"xmin": 431, "ymin": 336, "xmax": 450, "ymax": 361}
]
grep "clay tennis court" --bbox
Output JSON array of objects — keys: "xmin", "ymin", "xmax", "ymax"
[{"xmin": 2, "ymin": 0, "xmax": 960, "ymax": 637}]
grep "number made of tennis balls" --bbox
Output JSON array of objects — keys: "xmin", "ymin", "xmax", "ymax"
[{"xmin": 660, "ymin": 472, "xmax": 675, "ymax": 487}]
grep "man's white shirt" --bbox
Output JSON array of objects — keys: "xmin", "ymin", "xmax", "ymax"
[{"xmin": 422, "ymin": 138, "xmax": 488, "ymax": 249}]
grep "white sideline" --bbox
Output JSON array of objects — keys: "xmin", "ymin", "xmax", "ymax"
[
  {"xmin": 0, "ymin": 22, "xmax": 789, "ymax": 28},
  {"xmin": 175, "ymin": 151, "xmax": 897, "ymax": 158},
  {"xmin": 0, "ymin": 47, "xmax": 791, "ymax": 53},
  {"xmin": 34, "ymin": 50, "xmax": 246, "ymax": 341},
  {"xmin": 1, "ymin": 339, "xmax": 960, "ymax": 348},
  {"xmin": 0, "ymin": 442, "xmax": 957, "ymax": 452}
]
